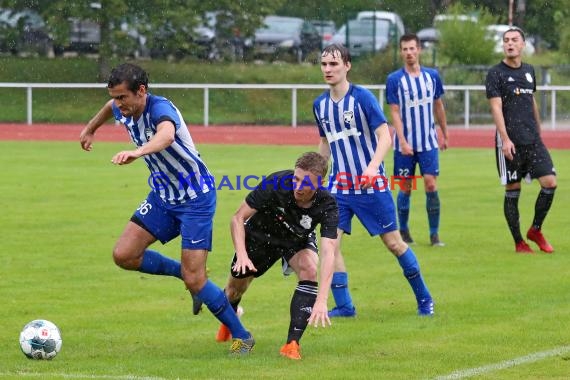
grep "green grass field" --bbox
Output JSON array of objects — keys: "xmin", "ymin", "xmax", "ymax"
[{"xmin": 1, "ymin": 141, "xmax": 569, "ymax": 380}]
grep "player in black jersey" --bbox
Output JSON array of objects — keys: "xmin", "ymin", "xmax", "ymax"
[
  {"xmin": 485, "ymin": 27, "xmax": 556, "ymax": 254},
  {"xmin": 214, "ymin": 152, "xmax": 338, "ymax": 360}
]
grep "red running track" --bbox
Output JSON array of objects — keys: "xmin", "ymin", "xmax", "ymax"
[{"xmin": 0, "ymin": 123, "xmax": 569, "ymax": 149}]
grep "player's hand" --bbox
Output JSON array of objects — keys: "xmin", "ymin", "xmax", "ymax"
[
  {"xmin": 79, "ymin": 129, "xmax": 94, "ymax": 151},
  {"xmin": 111, "ymin": 150, "xmax": 142, "ymax": 165},
  {"xmin": 501, "ymin": 139, "xmax": 516, "ymax": 161},
  {"xmin": 401, "ymin": 141, "xmax": 413, "ymax": 156},
  {"xmin": 440, "ymin": 134, "xmax": 449, "ymax": 151},
  {"xmin": 359, "ymin": 166, "xmax": 378, "ymax": 190},
  {"xmin": 232, "ymin": 254, "xmax": 257, "ymax": 275},
  {"xmin": 308, "ymin": 298, "xmax": 331, "ymax": 328}
]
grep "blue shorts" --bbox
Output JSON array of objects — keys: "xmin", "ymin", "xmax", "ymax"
[
  {"xmin": 131, "ymin": 190, "xmax": 216, "ymax": 250},
  {"xmin": 394, "ymin": 149, "xmax": 439, "ymax": 177},
  {"xmin": 335, "ymin": 192, "xmax": 397, "ymax": 236}
]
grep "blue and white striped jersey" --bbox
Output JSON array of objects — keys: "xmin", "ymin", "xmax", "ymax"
[
  {"xmin": 386, "ymin": 67, "xmax": 444, "ymax": 152},
  {"xmin": 112, "ymin": 93, "xmax": 213, "ymax": 204},
  {"xmin": 313, "ymin": 84, "xmax": 389, "ymax": 195}
]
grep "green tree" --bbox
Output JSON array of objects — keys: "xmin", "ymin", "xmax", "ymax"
[
  {"xmin": 0, "ymin": 0, "xmax": 284, "ymax": 78},
  {"xmin": 276, "ymin": 0, "xmax": 366, "ymax": 27},
  {"xmin": 276, "ymin": 0, "xmax": 456, "ymax": 32},
  {"xmin": 552, "ymin": 6, "xmax": 570, "ymax": 55},
  {"xmin": 435, "ymin": 3, "xmax": 495, "ymax": 65}
]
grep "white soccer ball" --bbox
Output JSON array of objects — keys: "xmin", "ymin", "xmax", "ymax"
[{"xmin": 19, "ymin": 319, "xmax": 62, "ymax": 360}]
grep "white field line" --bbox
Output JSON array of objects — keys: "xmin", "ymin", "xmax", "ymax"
[
  {"xmin": 434, "ymin": 345, "xmax": 570, "ymax": 379},
  {"xmin": 2, "ymin": 345, "xmax": 569, "ymax": 380}
]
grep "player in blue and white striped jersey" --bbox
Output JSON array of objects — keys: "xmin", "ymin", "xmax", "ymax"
[
  {"xmin": 386, "ymin": 33, "xmax": 448, "ymax": 246},
  {"xmin": 314, "ymin": 44, "xmax": 434, "ymax": 317},
  {"xmin": 80, "ymin": 63, "xmax": 254, "ymax": 354}
]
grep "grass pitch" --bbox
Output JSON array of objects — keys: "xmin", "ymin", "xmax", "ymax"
[{"xmin": 0, "ymin": 141, "xmax": 569, "ymax": 380}]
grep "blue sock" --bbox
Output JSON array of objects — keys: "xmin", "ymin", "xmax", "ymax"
[
  {"xmin": 397, "ymin": 248, "xmax": 431, "ymax": 302},
  {"xmin": 426, "ymin": 191, "xmax": 440, "ymax": 236},
  {"xmin": 330, "ymin": 272, "xmax": 354, "ymax": 309},
  {"xmin": 197, "ymin": 280, "xmax": 249, "ymax": 340},
  {"xmin": 139, "ymin": 249, "xmax": 182, "ymax": 278},
  {"xmin": 397, "ymin": 191, "xmax": 411, "ymax": 231}
]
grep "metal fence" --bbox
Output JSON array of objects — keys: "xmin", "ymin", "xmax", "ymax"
[{"xmin": 0, "ymin": 82, "xmax": 569, "ymax": 128}]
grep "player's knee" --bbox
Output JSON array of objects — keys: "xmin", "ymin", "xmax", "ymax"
[
  {"xmin": 425, "ymin": 183, "xmax": 437, "ymax": 192},
  {"xmin": 541, "ymin": 177, "xmax": 557, "ymax": 188},
  {"xmin": 112, "ymin": 246, "xmax": 137, "ymax": 270},
  {"xmin": 296, "ymin": 263, "xmax": 317, "ymax": 282},
  {"xmin": 386, "ymin": 239, "xmax": 407, "ymax": 256},
  {"xmin": 182, "ymin": 267, "xmax": 207, "ymax": 293}
]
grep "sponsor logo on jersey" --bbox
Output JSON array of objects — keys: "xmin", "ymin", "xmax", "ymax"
[{"xmin": 514, "ymin": 87, "xmax": 533, "ymax": 95}]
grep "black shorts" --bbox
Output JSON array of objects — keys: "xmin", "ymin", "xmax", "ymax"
[
  {"xmin": 496, "ymin": 141, "xmax": 556, "ymax": 185},
  {"xmin": 230, "ymin": 233, "xmax": 318, "ymax": 279}
]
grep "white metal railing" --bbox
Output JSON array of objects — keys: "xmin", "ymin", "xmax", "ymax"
[{"xmin": 0, "ymin": 82, "xmax": 569, "ymax": 128}]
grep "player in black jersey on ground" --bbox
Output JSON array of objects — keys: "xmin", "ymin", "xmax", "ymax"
[
  {"xmin": 213, "ymin": 152, "xmax": 338, "ymax": 360},
  {"xmin": 485, "ymin": 27, "xmax": 556, "ymax": 254}
]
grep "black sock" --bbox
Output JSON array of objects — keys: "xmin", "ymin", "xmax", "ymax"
[
  {"xmin": 229, "ymin": 298, "xmax": 241, "ymax": 312},
  {"xmin": 532, "ymin": 187, "xmax": 556, "ymax": 229},
  {"xmin": 504, "ymin": 189, "xmax": 522, "ymax": 243},
  {"xmin": 287, "ymin": 281, "xmax": 317, "ymax": 344}
]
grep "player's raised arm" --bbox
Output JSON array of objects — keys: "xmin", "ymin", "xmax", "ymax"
[{"xmin": 80, "ymin": 99, "xmax": 114, "ymax": 151}]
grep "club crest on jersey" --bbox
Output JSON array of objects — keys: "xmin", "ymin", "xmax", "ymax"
[
  {"xmin": 300, "ymin": 215, "xmax": 312, "ymax": 229},
  {"xmin": 525, "ymin": 73, "xmax": 533, "ymax": 83},
  {"xmin": 343, "ymin": 111, "xmax": 354, "ymax": 124},
  {"xmin": 144, "ymin": 127, "xmax": 154, "ymax": 141}
]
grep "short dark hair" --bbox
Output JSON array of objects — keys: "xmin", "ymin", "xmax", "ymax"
[
  {"xmin": 108, "ymin": 63, "xmax": 149, "ymax": 93},
  {"xmin": 503, "ymin": 26, "xmax": 526, "ymax": 41},
  {"xmin": 295, "ymin": 152, "xmax": 329, "ymax": 178},
  {"xmin": 399, "ymin": 33, "xmax": 420, "ymax": 47},
  {"xmin": 321, "ymin": 43, "xmax": 351, "ymax": 65}
]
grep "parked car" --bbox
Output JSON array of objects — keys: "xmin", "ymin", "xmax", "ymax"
[
  {"xmin": 329, "ymin": 18, "xmax": 397, "ymax": 56},
  {"xmin": 147, "ymin": 19, "xmax": 215, "ymax": 60},
  {"xmin": 149, "ymin": 12, "xmax": 244, "ymax": 61},
  {"xmin": 419, "ymin": 18, "xmax": 536, "ymax": 56},
  {"xmin": 0, "ymin": 8, "xmax": 54, "ymax": 56},
  {"xmin": 487, "ymin": 24, "xmax": 535, "ymax": 55},
  {"xmin": 310, "ymin": 19, "xmax": 336, "ymax": 48},
  {"xmin": 356, "ymin": 10, "xmax": 405, "ymax": 38},
  {"xmin": 198, "ymin": 11, "xmax": 251, "ymax": 61},
  {"xmin": 417, "ymin": 27, "xmax": 439, "ymax": 49},
  {"xmin": 253, "ymin": 16, "xmax": 321, "ymax": 63},
  {"xmin": 433, "ymin": 14, "xmax": 477, "ymax": 25},
  {"xmin": 66, "ymin": 18, "xmax": 100, "ymax": 53}
]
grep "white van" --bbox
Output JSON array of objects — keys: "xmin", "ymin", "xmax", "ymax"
[{"xmin": 356, "ymin": 11, "xmax": 405, "ymax": 38}]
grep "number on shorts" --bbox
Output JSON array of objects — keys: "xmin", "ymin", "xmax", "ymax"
[
  {"xmin": 398, "ymin": 168, "xmax": 411, "ymax": 177},
  {"xmin": 137, "ymin": 199, "xmax": 153, "ymax": 215}
]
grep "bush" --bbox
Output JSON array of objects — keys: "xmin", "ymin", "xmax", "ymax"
[{"xmin": 437, "ymin": 4, "xmax": 496, "ymax": 66}]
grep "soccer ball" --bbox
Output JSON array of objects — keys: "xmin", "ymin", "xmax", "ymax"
[{"xmin": 19, "ymin": 319, "xmax": 62, "ymax": 360}]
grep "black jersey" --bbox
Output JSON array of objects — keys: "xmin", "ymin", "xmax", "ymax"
[
  {"xmin": 485, "ymin": 61, "xmax": 540, "ymax": 146},
  {"xmin": 244, "ymin": 170, "xmax": 338, "ymax": 251}
]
